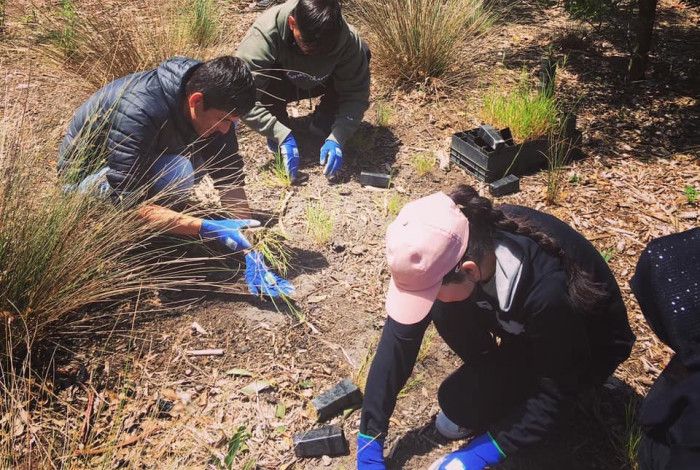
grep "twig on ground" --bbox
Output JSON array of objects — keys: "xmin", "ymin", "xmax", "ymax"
[
  {"xmin": 80, "ymin": 388, "xmax": 96, "ymax": 444},
  {"xmin": 186, "ymin": 349, "xmax": 224, "ymax": 356}
]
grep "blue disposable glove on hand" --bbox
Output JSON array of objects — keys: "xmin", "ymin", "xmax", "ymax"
[
  {"xmin": 320, "ymin": 138, "xmax": 342, "ymax": 177},
  {"xmin": 357, "ymin": 433, "xmax": 386, "ymax": 470},
  {"xmin": 244, "ymin": 251, "xmax": 294, "ymax": 297},
  {"xmin": 429, "ymin": 433, "xmax": 506, "ymax": 470},
  {"xmin": 199, "ymin": 218, "xmax": 260, "ymax": 252},
  {"xmin": 278, "ymin": 134, "xmax": 300, "ymax": 180}
]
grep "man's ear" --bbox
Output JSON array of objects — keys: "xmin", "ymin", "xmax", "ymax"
[
  {"xmin": 187, "ymin": 91, "xmax": 204, "ymax": 111},
  {"xmin": 461, "ymin": 261, "xmax": 481, "ymax": 282},
  {"xmin": 287, "ymin": 15, "xmax": 297, "ymax": 32}
]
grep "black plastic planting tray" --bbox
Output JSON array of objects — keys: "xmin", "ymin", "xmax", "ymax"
[{"xmin": 450, "ymin": 124, "xmax": 582, "ymax": 183}]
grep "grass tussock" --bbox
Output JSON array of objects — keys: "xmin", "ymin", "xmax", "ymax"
[
  {"xmin": 31, "ymin": 0, "xmax": 220, "ymax": 87},
  {"xmin": 481, "ymin": 73, "xmax": 561, "ymax": 142},
  {"xmin": 355, "ymin": 0, "xmax": 495, "ymax": 84},
  {"xmin": 411, "ymin": 152, "xmax": 436, "ymax": 177},
  {"xmin": 0, "ymin": 108, "xmax": 211, "ymax": 360},
  {"xmin": 305, "ymin": 202, "xmax": 333, "ymax": 246}
]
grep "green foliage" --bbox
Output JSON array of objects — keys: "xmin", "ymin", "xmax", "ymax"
[
  {"xmin": 545, "ymin": 114, "xmax": 578, "ymax": 205},
  {"xmin": 387, "ymin": 193, "xmax": 407, "ymax": 218},
  {"xmin": 411, "ymin": 152, "xmax": 436, "ymax": 177},
  {"xmin": 683, "ymin": 185, "xmax": 697, "ymax": 204},
  {"xmin": 266, "ymin": 150, "xmax": 292, "ymax": 187},
  {"xmin": 248, "ymin": 228, "xmax": 292, "ymax": 276},
  {"xmin": 305, "ymin": 202, "xmax": 333, "ymax": 246},
  {"xmin": 355, "ymin": 0, "xmax": 495, "ymax": 84},
  {"xmin": 568, "ymin": 173, "xmax": 581, "ymax": 185},
  {"xmin": 481, "ymin": 73, "xmax": 561, "ymax": 142},
  {"xmin": 600, "ymin": 248, "xmax": 615, "ymax": 263},
  {"xmin": 223, "ymin": 426, "xmax": 251, "ymax": 470},
  {"xmin": 375, "ymin": 101, "xmax": 393, "ymax": 127},
  {"xmin": 55, "ymin": 0, "xmax": 79, "ymax": 55},
  {"xmin": 182, "ymin": 0, "xmax": 219, "ymax": 46}
]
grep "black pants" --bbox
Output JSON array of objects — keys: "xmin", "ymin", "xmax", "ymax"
[{"xmin": 431, "ymin": 301, "xmax": 539, "ymax": 431}]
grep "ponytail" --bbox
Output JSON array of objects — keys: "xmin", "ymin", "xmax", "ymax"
[{"xmin": 447, "ymin": 185, "xmax": 607, "ymax": 313}]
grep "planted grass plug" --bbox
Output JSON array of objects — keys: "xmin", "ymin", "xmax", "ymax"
[
  {"xmin": 306, "ymin": 202, "xmax": 333, "ymax": 245},
  {"xmin": 411, "ymin": 152, "xmax": 437, "ymax": 177}
]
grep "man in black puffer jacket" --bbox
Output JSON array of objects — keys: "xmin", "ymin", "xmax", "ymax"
[{"xmin": 58, "ymin": 56, "xmax": 295, "ymax": 298}]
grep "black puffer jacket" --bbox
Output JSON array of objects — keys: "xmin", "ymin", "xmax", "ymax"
[{"xmin": 58, "ymin": 57, "xmax": 240, "ymax": 201}]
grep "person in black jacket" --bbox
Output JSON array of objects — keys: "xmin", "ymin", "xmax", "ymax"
[
  {"xmin": 357, "ymin": 185, "xmax": 635, "ymax": 469},
  {"xmin": 631, "ymin": 227, "xmax": 700, "ymax": 470},
  {"xmin": 59, "ymin": 56, "xmax": 294, "ymax": 298}
]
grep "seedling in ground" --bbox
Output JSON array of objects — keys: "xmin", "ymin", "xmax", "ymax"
[
  {"xmin": 387, "ymin": 193, "xmax": 407, "ymax": 218},
  {"xmin": 248, "ymin": 228, "xmax": 292, "ymax": 276},
  {"xmin": 568, "ymin": 173, "xmax": 581, "ymax": 185},
  {"xmin": 683, "ymin": 185, "xmax": 697, "ymax": 204},
  {"xmin": 223, "ymin": 426, "xmax": 251, "ymax": 469},
  {"xmin": 266, "ymin": 150, "xmax": 292, "ymax": 187},
  {"xmin": 411, "ymin": 152, "xmax": 436, "ymax": 177},
  {"xmin": 600, "ymin": 248, "xmax": 615, "ymax": 263},
  {"xmin": 305, "ymin": 202, "xmax": 333, "ymax": 245},
  {"xmin": 375, "ymin": 101, "xmax": 393, "ymax": 127}
]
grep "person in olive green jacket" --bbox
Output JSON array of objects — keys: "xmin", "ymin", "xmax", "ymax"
[{"xmin": 236, "ymin": 0, "xmax": 370, "ymax": 182}]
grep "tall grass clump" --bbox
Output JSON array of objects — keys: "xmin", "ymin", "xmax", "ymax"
[
  {"xmin": 544, "ymin": 114, "xmax": 578, "ymax": 205},
  {"xmin": 0, "ymin": 106, "xmax": 212, "ymax": 362},
  {"xmin": 481, "ymin": 73, "xmax": 560, "ymax": 142},
  {"xmin": 305, "ymin": 202, "xmax": 333, "ymax": 246},
  {"xmin": 181, "ymin": 0, "xmax": 219, "ymax": 46},
  {"xmin": 354, "ymin": 0, "xmax": 495, "ymax": 84},
  {"xmin": 32, "ymin": 0, "xmax": 218, "ymax": 87}
]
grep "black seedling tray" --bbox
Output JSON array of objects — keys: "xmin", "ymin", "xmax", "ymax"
[
  {"xmin": 311, "ymin": 378, "xmax": 363, "ymax": 422},
  {"xmin": 450, "ymin": 124, "xmax": 582, "ymax": 183},
  {"xmin": 293, "ymin": 425, "xmax": 349, "ymax": 458}
]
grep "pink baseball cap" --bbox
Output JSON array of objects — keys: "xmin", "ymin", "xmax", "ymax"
[{"xmin": 385, "ymin": 192, "xmax": 470, "ymax": 324}]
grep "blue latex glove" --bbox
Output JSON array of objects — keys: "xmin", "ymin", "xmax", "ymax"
[
  {"xmin": 199, "ymin": 218, "xmax": 260, "ymax": 252},
  {"xmin": 271, "ymin": 134, "xmax": 300, "ymax": 181},
  {"xmin": 320, "ymin": 138, "xmax": 342, "ymax": 177},
  {"xmin": 357, "ymin": 433, "xmax": 386, "ymax": 470},
  {"xmin": 429, "ymin": 433, "xmax": 506, "ymax": 470},
  {"xmin": 244, "ymin": 251, "xmax": 294, "ymax": 297}
]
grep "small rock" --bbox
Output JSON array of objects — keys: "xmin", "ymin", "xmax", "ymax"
[
  {"xmin": 338, "ymin": 188, "xmax": 351, "ymax": 196},
  {"xmin": 321, "ymin": 455, "xmax": 332, "ymax": 466},
  {"xmin": 350, "ymin": 245, "xmax": 367, "ymax": 255},
  {"xmin": 437, "ymin": 149, "xmax": 450, "ymax": 171},
  {"xmin": 616, "ymin": 240, "xmax": 626, "ymax": 253},
  {"xmin": 332, "ymin": 242, "xmax": 346, "ymax": 253},
  {"xmin": 185, "ymin": 369, "xmax": 192, "ymax": 376}
]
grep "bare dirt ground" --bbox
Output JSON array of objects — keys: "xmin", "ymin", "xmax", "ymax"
[{"xmin": 1, "ymin": 0, "xmax": 698, "ymax": 468}]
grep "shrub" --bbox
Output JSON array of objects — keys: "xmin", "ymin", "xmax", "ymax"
[
  {"xmin": 354, "ymin": 0, "xmax": 495, "ymax": 84},
  {"xmin": 481, "ymin": 73, "xmax": 560, "ymax": 142},
  {"xmin": 182, "ymin": 0, "xmax": 219, "ymax": 46}
]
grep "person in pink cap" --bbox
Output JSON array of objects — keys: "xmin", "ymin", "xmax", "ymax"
[{"xmin": 356, "ymin": 184, "xmax": 635, "ymax": 470}]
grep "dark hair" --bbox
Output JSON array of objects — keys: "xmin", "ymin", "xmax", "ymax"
[
  {"xmin": 292, "ymin": 0, "xmax": 343, "ymax": 52},
  {"xmin": 184, "ymin": 56, "xmax": 256, "ymax": 115},
  {"xmin": 443, "ymin": 184, "xmax": 607, "ymax": 313}
]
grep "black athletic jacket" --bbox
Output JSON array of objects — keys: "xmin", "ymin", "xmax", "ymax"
[
  {"xmin": 360, "ymin": 205, "xmax": 635, "ymax": 455},
  {"xmin": 58, "ymin": 57, "xmax": 241, "ymax": 202}
]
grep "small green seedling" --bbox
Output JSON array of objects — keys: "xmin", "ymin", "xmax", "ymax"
[
  {"xmin": 683, "ymin": 185, "xmax": 697, "ymax": 204},
  {"xmin": 266, "ymin": 150, "xmax": 292, "ymax": 187},
  {"xmin": 375, "ymin": 101, "xmax": 393, "ymax": 127},
  {"xmin": 306, "ymin": 202, "xmax": 333, "ymax": 245},
  {"xmin": 411, "ymin": 152, "xmax": 436, "ymax": 177},
  {"xmin": 600, "ymin": 248, "xmax": 615, "ymax": 264},
  {"xmin": 223, "ymin": 426, "xmax": 251, "ymax": 470},
  {"xmin": 387, "ymin": 193, "xmax": 407, "ymax": 218},
  {"xmin": 568, "ymin": 173, "xmax": 581, "ymax": 185}
]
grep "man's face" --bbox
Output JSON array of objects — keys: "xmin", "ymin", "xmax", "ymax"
[
  {"xmin": 187, "ymin": 92, "xmax": 239, "ymax": 138},
  {"xmin": 288, "ymin": 15, "xmax": 319, "ymax": 55}
]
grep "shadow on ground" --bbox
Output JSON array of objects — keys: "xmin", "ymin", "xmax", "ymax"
[{"xmin": 388, "ymin": 380, "xmax": 643, "ymax": 470}]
